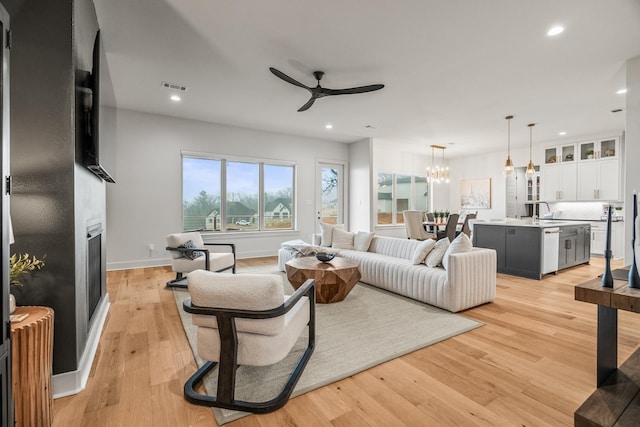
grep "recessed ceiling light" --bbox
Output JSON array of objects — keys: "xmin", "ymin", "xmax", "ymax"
[
  {"xmin": 617, "ymin": 88, "xmax": 627, "ymax": 95},
  {"xmin": 325, "ymin": 124, "xmax": 333, "ymax": 129},
  {"xmin": 547, "ymin": 26, "xmax": 564, "ymax": 36},
  {"xmin": 170, "ymin": 95, "xmax": 181, "ymax": 102},
  {"xmin": 558, "ymin": 131, "xmax": 567, "ymax": 136}
]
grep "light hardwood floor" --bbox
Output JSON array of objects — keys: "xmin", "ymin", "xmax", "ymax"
[{"xmin": 52, "ymin": 257, "xmax": 639, "ymax": 426}]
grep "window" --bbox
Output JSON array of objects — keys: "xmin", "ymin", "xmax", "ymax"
[
  {"xmin": 395, "ymin": 174, "xmax": 411, "ymax": 224},
  {"xmin": 377, "ymin": 173, "xmax": 393, "ymax": 224},
  {"xmin": 227, "ymin": 161, "xmax": 259, "ymax": 231},
  {"xmin": 264, "ymin": 164, "xmax": 294, "ymax": 230},
  {"xmin": 376, "ymin": 172, "xmax": 429, "ymax": 226},
  {"xmin": 182, "ymin": 154, "xmax": 295, "ymax": 232}
]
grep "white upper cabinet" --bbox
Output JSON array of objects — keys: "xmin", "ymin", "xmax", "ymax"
[
  {"xmin": 578, "ymin": 137, "xmax": 618, "ymax": 161},
  {"xmin": 541, "ymin": 162, "xmax": 577, "ymax": 201},
  {"xmin": 544, "ymin": 143, "xmax": 577, "ymax": 164},
  {"xmin": 577, "ymin": 158, "xmax": 620, "ymax": 201},
  {"xmin": 541, "ymin": 136, "xmax": 621, "ymax": 202}
]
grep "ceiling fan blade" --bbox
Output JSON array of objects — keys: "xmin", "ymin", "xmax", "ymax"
[
  {"xmin": 297, "ymin": 97, "xmax": 316, "ymax": 112},
  {"xmin": 323, "ymin": 84, "xmax": 385, "ymax": 96},
  {"xmin": 269, "ymin": 67, "xmax": 310, "ymax": 90}
]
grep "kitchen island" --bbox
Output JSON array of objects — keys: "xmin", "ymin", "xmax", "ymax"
[{"xmin": 473, "ymin": 220, "xmax": 591, "ymax": 279}]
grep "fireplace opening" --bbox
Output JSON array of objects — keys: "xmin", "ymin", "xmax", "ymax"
[{"xmin": 87, "ymin": 222, "xmax": 103, "ymax": 324}]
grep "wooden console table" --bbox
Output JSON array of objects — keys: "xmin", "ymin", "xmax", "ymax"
[
  {"xmin": 11, "ymin": 306, "xmax": 54, "ymax": 427},
  {"xmin": 574, "ymin": 275, "xmax": 640, "ymax": 426}
]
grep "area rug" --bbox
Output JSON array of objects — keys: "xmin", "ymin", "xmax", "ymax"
[{"xmin": 173, "ymin": 271, "xmax": 481, "ymax": 425}]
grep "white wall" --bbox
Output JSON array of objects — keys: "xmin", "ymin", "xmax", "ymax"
[
  {"xmin": 348, "ymin": 139, "xmax": 373, "ymax": 232},
  {"xmin": 371, "ymin": 139, "xmax": 433, "ymax": 238},
  {"xmin": 625, "ymin": 56, "xmax": 640, "ymax": 267},
  {"xmin": 106, "ymin": 109, "xmax": 349, "ymax": 270},
  {"xmin": 446, "ymin": 145, "xmax": 542, "ymax": 220}
]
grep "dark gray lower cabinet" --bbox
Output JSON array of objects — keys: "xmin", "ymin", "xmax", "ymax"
[
  {"xmin": 559, "ymin": 225, "xmax": 590, "ymax": 270},
  {"xmin": 474, "ymin": 223, "xmax": 590, "ymax": 280},
  {"xmin": 474, "ymin": 224, "xmax": 542, "ymax": 279},
  {"xmin": 504, "ymin": 227, "xmax": 542, "ymax": 279}
]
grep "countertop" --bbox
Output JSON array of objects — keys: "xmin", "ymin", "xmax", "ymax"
[
  {"xmin": 475, "ymin": 220, "xmax": 590, "ymax": 229},
  {"xmin": 542, "ymin": 218, "xmax": 624, "ymax": 223}
]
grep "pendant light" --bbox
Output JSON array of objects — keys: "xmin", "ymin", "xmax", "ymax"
[
  {"xmin": 525, "ymin": 123, "xmax": 536, "ymax": 179},
  {"xmin": 426, "ymin": 145, "xmax": 450, "ymax": 184},
  {"xmin": 503, "ymin": 115, "xmax": 514, "ymax": 177}
]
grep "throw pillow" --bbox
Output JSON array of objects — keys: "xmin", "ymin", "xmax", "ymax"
[
  {"xmin": 442, "ymin": 233, "xmax": 474, "ymax": 270},
  {"xmin": 425, "ymin": 238, "xmax": 450, "ymax": 268},
  {"xmin": 318, "ymin": 222, "xmax": 344, "ymax": 247},
  {"xmin": 177, "ymin": 239, "xmax": 204, "ymax": 260},
  {"xmin": 354, "ymin": 231, "xmax": 375, "ymax": 252},
  {"xmin": 332, "ymin": 228, "xmax": 355, "ymax": 250},
  {"xmin": 411, "ymin": 239, "xmax": 436, "ymax": 265}
]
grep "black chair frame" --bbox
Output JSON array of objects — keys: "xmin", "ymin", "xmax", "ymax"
[
  {"xmin": 182, "ymin": 278, "xmax": 316, "ymax": 413},
  {"xmin": 165, "ymin": 242, "xmax": 236, "ymax": 288}
]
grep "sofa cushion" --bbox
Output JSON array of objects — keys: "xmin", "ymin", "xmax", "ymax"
[
  {"xmin": 332, "ymin": 228, "xmax": 355, "ymax": 250},
  {"xmin": 442, "ymin": 233, "xmax": 474, "ymax": 270},
  {"xmin": 318, "ymin": 221, "xmax": 343, "ymax": 247},
  {"xmin": 411, "ymin": 239, "xmax": 436, "ymax": 265},
  {"xmin": 354, "ymin": 231, "xmax": 375, "ymax": 252},
  {"xmin": 425, "ymin": 238, "xmax": 450, "ymax": 267}
]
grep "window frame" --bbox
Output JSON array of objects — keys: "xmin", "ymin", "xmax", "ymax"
[
  {"xmin": 181, "ymin": 151, "xmax": 296, "ymax": 233},
  {"xmin": 376, "ymin": 172, "xmax": 429, "ymax": 226}
]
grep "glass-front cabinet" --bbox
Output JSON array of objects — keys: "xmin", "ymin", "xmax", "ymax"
[
  {"xmin": 578, "ymin": 137, "xmax": 618, "ymax": 161},
  {"xmin": 544, "ymin": 143, "xmax": 576, "ymax": 164}
]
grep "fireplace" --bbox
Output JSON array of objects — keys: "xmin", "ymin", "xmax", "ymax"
[{"xmin": 87, "ymin": 222, "xmax": 103, "ymax": 324}]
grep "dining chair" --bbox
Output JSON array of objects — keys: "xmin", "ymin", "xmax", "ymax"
[
  {"xmin": 437, "ymin": 213, "xmax": 459, "ymax": 241},
  {"xmin": 403, "ymin": 210, "xmax": 436, "ymax": 240},
  {"xmin": 457, "ymin": 213, "xmax": 477, "ymax": 238}
]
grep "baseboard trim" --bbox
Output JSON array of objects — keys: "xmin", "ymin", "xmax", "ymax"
[
  {"xmin": 107, "ymin": 250, "xmax": 278, "ymax": 271},
  {"xmin": 107, "ymin": 258, "xmax": 171, "ymax": 271},
  {"xmin": 52, "ymin": 294, "xmax": 111, "ymax": 399}
]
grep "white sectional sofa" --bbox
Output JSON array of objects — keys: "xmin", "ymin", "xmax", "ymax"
[{"xmin": 278, "ymin": 234, "xmax": 497, "ymax": 313}]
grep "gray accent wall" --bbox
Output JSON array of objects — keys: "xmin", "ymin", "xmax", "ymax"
[{"xmin": 6, "ymin": 0, "xmax": 108, "ymax": 375}]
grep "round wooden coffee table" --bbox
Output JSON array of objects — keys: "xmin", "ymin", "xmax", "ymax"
[{"xmin": 285, "ymin": 256, "xmax": 361, "ymax": 303}]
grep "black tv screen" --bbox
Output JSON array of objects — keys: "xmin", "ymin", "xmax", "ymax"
[{"xmin": 83, "ymin": 30, "xmax": 115, "ymax": 183}]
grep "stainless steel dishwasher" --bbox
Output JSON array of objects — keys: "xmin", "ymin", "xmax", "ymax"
[{"xmin": 542, "ymin": 227, "xmax": 560, "ymax": 274}]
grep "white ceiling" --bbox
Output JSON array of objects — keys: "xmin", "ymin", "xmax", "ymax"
[{"xmin": 93, "ymin": 0, "xmax": 640, "ymax": 158}]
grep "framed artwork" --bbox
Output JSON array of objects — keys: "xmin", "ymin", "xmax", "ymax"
[{"xmin": 461, "ymin": 178, "xmax": 491, "ymax": 209}]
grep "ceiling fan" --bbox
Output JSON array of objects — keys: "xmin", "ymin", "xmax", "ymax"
[{"xmin": 269, "ymin": 67, "xmax": 384, "ymax": 112}]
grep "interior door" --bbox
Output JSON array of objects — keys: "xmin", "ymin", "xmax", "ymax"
[{"xmin": 316, "ymin": 163, "xmax": 344, "ymax": 225}]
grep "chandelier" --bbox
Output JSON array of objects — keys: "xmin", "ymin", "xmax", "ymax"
[{"xmin": 426, "ymin": 145, "xmax": 449, "ymax": 184}]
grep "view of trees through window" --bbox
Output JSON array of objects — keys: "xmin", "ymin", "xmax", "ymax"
[
  {"xmin": 321, "ymin": 167, "xmax": 339, "ymax": 224},
  {"xmin": 377, "ymin": 172, "xmax": 429, "ymax": 225},
  {"xmin": 182, "ymin": 155, "xmax": 294, "ymax": 232}
]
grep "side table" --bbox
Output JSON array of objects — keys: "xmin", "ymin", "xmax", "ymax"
[
  {"xmin": 574, "ymin": 275, "xmax": 640, "ymax": 426},
  {"xmin": 11, "ymin": 306, "xmax": 54, "ymax": 427}
]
